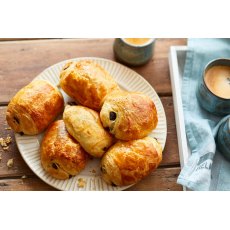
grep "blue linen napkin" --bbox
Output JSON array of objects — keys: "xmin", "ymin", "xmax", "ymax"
[{"xmin": 177, "ymin": 38, "xmax": 230, "ymax": 191}]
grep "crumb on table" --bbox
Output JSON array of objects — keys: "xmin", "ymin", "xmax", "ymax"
[
  {"xmin": 5, "ymin": 135, "xmax": 12, "ymax": 144},
  {"xmin": 0, "ymin": 135, "xmax": 12, "ymax": 151},
  {"xmin": 21, "ymin": 175, "xmax": 27, "ymax": 179},
  {"xmin": 3, "ymin": 146, "xmax": 9, "ymax": 151},
  {"xmin": 7, "ymin": 158, "xmax": 14, "ymax": 168},
  {"xmin": 77, "ymin": 178, "xmax": 86, "ymax": 188},
  {"xmin": 0, "ymin": 138, "xmax": 7, "ymax": 147}
]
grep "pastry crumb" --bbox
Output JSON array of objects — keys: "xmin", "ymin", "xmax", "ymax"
[
  {"xmin": 5, "ymin": 127, "xmax": 12, "ymax": 130},
  {"xmin": 77, "ymin": 178, "xmax": 86, "ymax": 188},
  {"xmin": 0, "ymin": 138, "xmax": 7, "ymax": 147},
  {"xmin": 21, "ymin": 175, "xmax": 27, "ymax": 179},
  {"xmin": 0, "ymin": 135, "xmax": 12, "ymax": 150},
  {"xmin": 7, "ymin": 158, "xmax": 14, "ymax": 168},
  {"xmin": 5, "ymin": 135, "xmax": 12, "ymax": 144},
  {"xmin": 91, "ymin": 169, "xmax": 96, "ymax": 173}
]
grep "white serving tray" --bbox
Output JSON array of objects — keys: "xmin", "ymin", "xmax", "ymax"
[{"xmin": 168, "ymin": 46, "xmax": 191, "ymax": 191}]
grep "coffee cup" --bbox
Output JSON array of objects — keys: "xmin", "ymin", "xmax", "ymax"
[
  {"xmin": 113, "ymin": 38, "xmax": 155, "ymax": 66},
  {"xmin": 196, "ymin": 58, "xmax": 230, "ymax": 116},
  {"xmin": 217, "ymin": 118, "xmax": 230, "ymax": 157}
]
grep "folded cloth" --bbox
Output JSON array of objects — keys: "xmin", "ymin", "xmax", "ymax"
[{"xmin": 177, "ymin": 38, "xmax": 230, "ymax": 191}]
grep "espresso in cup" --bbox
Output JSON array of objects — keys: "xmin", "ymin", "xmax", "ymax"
[
  {"xmin": 123, "ymin": 38, "xmax": 152, "ymax": 46},
  {"xmin": 204, "ymin": 65, "xmax": 230, "ymax": 99},
  {"xmin": 196, "ymin": 58, "xmax": 230, "ymax": 116}
]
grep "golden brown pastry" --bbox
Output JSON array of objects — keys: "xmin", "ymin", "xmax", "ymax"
[
  {"xmin": 6, "ymin": 80, "xmax": 64, "ymax": 135},
  {"xmin": 40, "ymin": 120, "xmax": 88, "ymax": 180},
  {"xmin": 101, "ymin": 136, "xmax": 162, "ymax": 186},
  {"xmin": 100, "ymin": 91, "xmax": 158, "ymax": 141},
  {"xmin": 60, "ymin": 60, "xmax": 120, "ymax": 110},
  {"xmin": 63, "ymin": 105, "xmax": 114, "ymax": 158}
]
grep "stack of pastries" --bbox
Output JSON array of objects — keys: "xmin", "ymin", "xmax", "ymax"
[{"xmin": 6, "ymin": 59, "xmax": 162, "ymax": 187}]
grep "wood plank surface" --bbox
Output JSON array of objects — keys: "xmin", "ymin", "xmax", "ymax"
[
  {"xmin": 0, "ymin": 167, "xmax": 182, "ymax": 191},
  {"xmin": 0, "ymin": 38, "xmax": 186, "ymax": 191},
  {"xmin": 126, "ymin": 167, "xmax": 182, "ymax": 191},
  {"xmin": 0, "ymin": 177, "xmax": 55, "ymax": 191},
  {"xmin": 0, "ymin": 38, "xmax": 186, "ymax": 103}
]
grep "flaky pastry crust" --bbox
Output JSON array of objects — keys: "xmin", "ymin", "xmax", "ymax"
[
  {"xmin": 63, "ymin": 105, "xmax": 114, "ymax": 158},
  {"xmin": 101, "ymin": 137, "xmax": 162, "ymax": 186},
  {"xmin": 6, "ymin": 80, "xmax": 64, "ymax": 135},
  {"xmin": 100, "ymin": 91, "xmax": 158, "ymax": 140},
  {"xmin": 40, "ymin": 120, "xmax": 88, "ymax": 180},
  {"xmin": 60, "ymin": 60, "xmax": 120, "ymax": 110}
]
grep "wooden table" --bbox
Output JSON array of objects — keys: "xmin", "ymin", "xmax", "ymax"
[{"xmin": 0, "ymin": 38, "xmax": 187, "ymax": 191}]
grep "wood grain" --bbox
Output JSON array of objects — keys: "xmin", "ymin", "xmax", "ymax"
[
  {"xmin": 0, "ymin": 38, "xmax": 186, "ymax": 191},
  {"xmin": 0, "ymin": 38, "xmax": 186, "ymax": 103},
  {"xmin": 0, "ymin": 177, "xmax": 55, "ymax": 191},
  {"xmin": 0, "ymin": 167, "xmax": 182, "ymax": 191},
  {"xmin": 126, "ymin": 167, "xmax": 182, "ymax": 191}
]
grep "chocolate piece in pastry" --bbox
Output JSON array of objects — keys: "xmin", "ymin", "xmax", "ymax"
[
  {"xmin": 101, "ymin": 137, "xmax": 162, "ymax": 186},
  {"xmin": 60, "ymin": 60, "xmax": 120, "ymax": 110},
  {"xmin": 6, "ymin": 80, "xmax": 64, "ymax": 135},
  {"xmin": 63, "ymin": 105, "xmax": 114, "ymax": 158},
  {"xmin": 40, "ymin": 120, "xmax": 88, "ymax": 180},
  {"xmin": 100, "ymin": 91, "xmax": 158, "ymax": 141}
]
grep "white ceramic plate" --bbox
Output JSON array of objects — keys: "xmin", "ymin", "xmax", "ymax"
[{"xmin": 15, "ymin": 57, "xmax": 167, "ymax": 191}]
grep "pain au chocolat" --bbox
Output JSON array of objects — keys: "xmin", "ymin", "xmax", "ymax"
[
  {"xmin": 6, "ymin": 80, "xmax": 64, "ymax": 135},
  {"xmin": 63, "ymin": 105, "xmax": 114, "ymax": 158},
  {"xmin": 59, "ymin": 60, "xmax": 120, "ymax": 110},
  {"xmin": 100, "ymin": 91, "xmax": 158, "ymax": 141},
  {"xmin": 101, "ymin": 137, "xmax": 162, "ymax": 186},
  {"xmin": 41, "ymin": 120, "xmax": 88, "ymax": 180}
]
